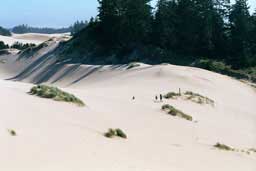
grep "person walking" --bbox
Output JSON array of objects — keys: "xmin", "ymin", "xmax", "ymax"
[{"xmin": 160, "ymin": 94, "xmax": 163, "ymax": 102}]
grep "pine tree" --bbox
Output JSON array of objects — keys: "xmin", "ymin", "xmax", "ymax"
[{"xmin": 229, "ymin": 0, "xmax": 251, "ymax": 68}]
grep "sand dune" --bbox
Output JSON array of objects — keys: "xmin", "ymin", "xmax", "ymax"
[
  {"xmin": 0, "ymin": 33, "xmax": 70, "ymax": 46},
  {"xmin": 0, "ymin": 39, "xmax": 255, "ymax": 171}
]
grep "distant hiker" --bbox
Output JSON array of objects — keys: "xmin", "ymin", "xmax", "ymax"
[
  {"xmin": 132, "ymin": 96, "xmax": 135, "ymax": 100},
  {"xmin": 160, "ymin": 94, "xmax": 163, "ymax": 102},
  {"xmin": 155, "ymin": 95, "xmax": 158, "ymax": 101}
]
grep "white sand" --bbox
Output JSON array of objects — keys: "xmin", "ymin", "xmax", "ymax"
[
  {"xmin": 0, "ymin": 33, "xmax": 70, "ymax": 46},
  {"xmin": 0, "ymin": 40, "xmax": 255, "ymax": 171}
]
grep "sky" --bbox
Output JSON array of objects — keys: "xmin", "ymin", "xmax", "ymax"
[{"xmin": 0, "ymin": 0, "xmax": 255, "ymax": 28}]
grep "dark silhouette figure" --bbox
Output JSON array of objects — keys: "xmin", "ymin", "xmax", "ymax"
[
  {"xmin": 132, "ymin": 96, "xmax": 135, "ymax": 100},
  {"xmin": 160, "ymin": 94, "xmax": 163, "ymax": 102},
  {"xmin": 155, "ymin": 95, "xmax": 158, "ymax": 101}
]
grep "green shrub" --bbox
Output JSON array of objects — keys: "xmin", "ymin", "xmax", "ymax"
[
  {"xmin": 104, "ymin": 128, "xmax": 127, "ymax": 139},
  {"xmin": 127, "ymin": 62, "xmax": 140, "ymax": 69},
  {"xmin": 214, "ymin": 143, "xmax": 234, "ymax": 151},
  {"xmin": 162, "ymin": 104, "xmax": 193, "ymax": 121},
  {"xmin": 29, "ymin": 85, "xmax": 85, "ymax": 106}
]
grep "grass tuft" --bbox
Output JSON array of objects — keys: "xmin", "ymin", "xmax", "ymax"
[
  {"xmin": 29, "ymin": 85, "xmax": 85, "ymax": 106},
  {"xmin": 162, "ymin": 104, "xmax": 193, "ymax": 121}
]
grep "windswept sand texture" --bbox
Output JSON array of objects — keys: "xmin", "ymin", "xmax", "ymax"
[{"xmin": 0, "ymin": 37, "xmax": 255, "ymax": 171}]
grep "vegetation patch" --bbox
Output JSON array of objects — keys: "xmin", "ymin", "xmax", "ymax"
[
  {"xmin": 164, "ymin": 90, "xmax": 214, "ymax": 106},
  {"xmin": 0, "ymin": 26, "xmax": 11, "ymax": 36},
  {"xmin": 29, "ymin": 85, "xmax": 85, "ymax": 106},
  {"xmin": 8, "ymin": 129, "xmax": 17, "ymax": 136},
  {"xmin": 192, "ymin": 59, "xmax": 256, "ymax": 83},
  {"xmin": 104, "ymin": 128, "xmax": 127, "ymax": 139},
  {"xmin": 162, "ymin": 104, "xmax": 193, "ymax": 121},
  {"xmin": 214, "ymin": 143, "xmax": 234, "ymax": 151},
  {"xmin": 214, "ymin": 143, "xmax": 256, "ymax": 155},
  {"xmin": 164, "ymin": 92, "xmax": 181, "ymax": 99},
  {"xmin": 11, "ymin": 42, "xmax": 36, "ymax": 51},
  {"xmin": 18, "ymin": 42, "xmax": 48, "ymax": 59},
  {"xmin": 248, "ymin": 148, "xmax": 256, "ymax": 153},
  {"xmin": 184, "ymin": 91, "xmax": 215, "ymax": 106},
  {"xmin": 127, "ymin": 62, "xmax": 140, "ymax": 69}
]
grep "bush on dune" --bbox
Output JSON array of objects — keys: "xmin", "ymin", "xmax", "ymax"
[{"xmin": 29, "ymin": 85, "xmax": 85, "ymax": 106}]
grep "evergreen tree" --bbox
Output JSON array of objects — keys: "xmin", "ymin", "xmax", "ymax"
[
  {"xmin": 97, "ymin": 0, "xmax": 152, "ymax": 49},
  {"xmin": 153, "ymin": 0, "xmax": 178, "ymax": 49},
  {"xmin": 229, "ymin": 0, "xmax": 251, "ymax": 68}
]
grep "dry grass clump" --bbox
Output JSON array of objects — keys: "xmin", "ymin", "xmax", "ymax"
[
  {"xmin": 162, "ymin": 104, "xmax": 193, "ymax": 121},
  {"xmin": 127, "ymin": 62, "xmax": 140, "ymax": 69},
  {"xmin": 29, "ymin": 85, "xmax": 85, "ymax": 106},
  {"xmin": 214, "ymin": 143, "xmax": 234, "ymax": 151},
  {"xmin": 104, "ymin": 128, "xmax": 127, "ymax": 139}
]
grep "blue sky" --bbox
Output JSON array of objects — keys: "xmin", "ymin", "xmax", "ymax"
[{"xmin": 0, "ymin": 0, "xmax": 255, "ymax": 28}]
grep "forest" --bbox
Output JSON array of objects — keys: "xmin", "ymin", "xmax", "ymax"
[{"xmin": 61, "ymin": 0, "xmax": 256, "ymax": 73}]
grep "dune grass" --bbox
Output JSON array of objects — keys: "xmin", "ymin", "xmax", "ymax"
[
  {"xmin": 184, "ymin": 91, "xmax": 215, "ymax": 105},
  {"xmin": 162, "ymin": 104, "xmax": 193, "ymax": 121},
  {"xmin": 164, "ymin": 90, "xmax": 214, "ymax": 106},
  {"xmin": 164, "ymin": 92, "xmax": 181, "ymax": 99},
  {"xmin": 29, "ymin": 85, "xmax": 85, "ymax": 106},
  {"xmin": 104, "ymin": 128, "xmax": 127, "ymax": 139},
  {"xmin": 214, "ymin": 143, "xmax": 234, "ymax": 151},
  {"xmin": 214, "ymin": 143, "xmax": 256, "ymax": 155}
]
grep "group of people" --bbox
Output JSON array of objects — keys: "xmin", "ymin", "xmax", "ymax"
[
  {"xmin": 132, "ymin": 94, "xmax": 164, "ymax": 102},
  {"xmin": 155, "ymin": 94, "xmax": 163, "ymax": 102}
]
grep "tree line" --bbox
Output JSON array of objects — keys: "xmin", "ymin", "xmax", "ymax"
[
  {"xmin": 66, "ymin": 0, "xmax": 256, "ymax": 69},
  {"xmin": 0, "ymin": 26, "xmax": 11, "ymax": 36},
  {"xmin": 12, "ymin": 21, "xmax": 88, "ymax": 35}
]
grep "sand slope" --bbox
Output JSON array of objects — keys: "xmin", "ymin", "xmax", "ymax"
[{"xmin": 0, "ymin": 40, "xmax": 255, "ymax": 171}]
